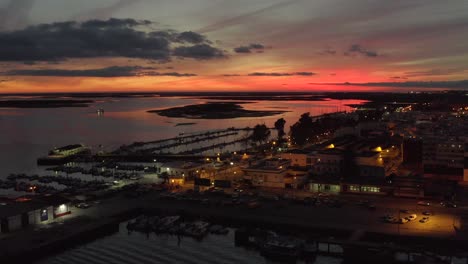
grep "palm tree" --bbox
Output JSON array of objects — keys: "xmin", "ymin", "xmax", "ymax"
[{"xmin": 251, "ymin": 124, "xmax": 271, "ymax": 146}]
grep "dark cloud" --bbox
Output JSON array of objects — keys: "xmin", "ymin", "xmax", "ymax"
[
  {"xmin": 295, "ymin": 72, "xmax": 315, "ymax": 76},
  {"xmin": 145, "ymin": 72, "xmax": 197, "ymax": 77},
  {"xmin": 222, "ymin": 74, "xmax": 241, "ymax": 77},
  {"xmin": 176, "ymin": 31, "xmax": 207, "ymax": 44},
  {"xmin": 0, "ymin": 19, "xmax": 224, "ymax": 62},
  {"xmin": 233, "ymin": 46, "xmax": 252, "ymax": 53},
  {"xmin": 5, "ymin": 66, "xmax": 152, "ymax": 77},
  {"xmin": 0, "ymin": 0, "xmax": 35, "ymax": 30},
  {"xmin": 389, "ymin": 76, "xmax": 408, "ymax": 80},
  {"xmin": 345, "ymin": 44, "xmax": 378, "ymax": 57},
  {"xmin": 47, "ymin": 60, "xmax": 62, "ymax": 65},
  {"xmin": 80, "ymin": 18, "xmax": 152, "ymax": 28},
  {"xmin": 233, "ymin": 43, "xmax": 266, "ymax": 53},
  {"xmin": 173, "ymin": 44, "xmax": 224, "ymax": 59},
  {"xmin": 249, "ymin": 72, "xmax": 292, "ymax": 76},
  {"xmin": 338, "ymin": 80, "xmax": 468, "ymax": 89},
  {"xmin": 23, "ymin": 61, "xmax": 37, "ymax": 65},
  {"xmin": 248, "ymin": 72, "xmax": 315, "ymax": 76},
  {"xmin": 4, "ymin": 66, "xmax": 196, "ymax": 77},
  {"xmin": 403, "ymin": 68, "xmax": 465, "ymax": 78}
]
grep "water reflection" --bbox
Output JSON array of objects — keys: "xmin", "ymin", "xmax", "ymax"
[{"xmin": 0, "ymin": 97, "xmax": 366, "ymax": 177}]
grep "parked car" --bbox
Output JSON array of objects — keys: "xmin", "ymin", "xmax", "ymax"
[
  {"xmin": 417, "ymin": 201, "xmax": 430, "ymax": 206},
  {"xmin": 399, "ymin": 218, "xmax": 409, "ymax": 224},
  {"xmin": 383, "ymin": 215, "xmax": 398, "ymax": 223},
  {"xmin": 419, "ymin": 217, "xmax": 430, "ymax": 223},
  {"xmin": 76, "ymin": 202, "xmax": 91, "ymax": 209},
  {"xmin": 422, "ymin": 211, "xmax": 432, "ymax": 216},
  {"xmin": 406, "ymin": 214, "xmax": 417, "ymax": 221}
]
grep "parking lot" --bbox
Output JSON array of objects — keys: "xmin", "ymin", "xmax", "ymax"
[{"xmin": 154, "ymin": 186, "xmax": 462, "ymax": 238}]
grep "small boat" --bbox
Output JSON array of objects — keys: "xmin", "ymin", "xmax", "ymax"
[
  {"xmin": 260, "ymin": 235, "xmax": 303, "ymax": 261},
  {"xmin": 209, "ymin": 225, "xmax": 229, "ymax": 235}
]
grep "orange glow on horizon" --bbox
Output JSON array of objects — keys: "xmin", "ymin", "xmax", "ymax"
[{"xmin": 0, "ymin": 66, "xmax": 458, "ymax": 93}]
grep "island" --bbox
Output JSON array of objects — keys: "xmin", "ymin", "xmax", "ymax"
[
  {"xmin": 148, "ymin": 102, "xmax": 288, "ymax": 119},
  {"xmin": 174, "ymin": 122, "xmax": 197, "ymax": 127}
]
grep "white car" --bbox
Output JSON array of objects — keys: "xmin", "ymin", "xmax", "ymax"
[
  {"xmin": 399, "ymin": 218, "xmax": 409, "ymax": 224},
  {"xmin": 406, "ymin": 214, "xmax": 417, "ymax": 221}
]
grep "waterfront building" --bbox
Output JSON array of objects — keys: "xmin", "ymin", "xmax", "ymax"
[
  {"xmin": 242, "ymin": 158, "xmax": 291, "ymax": 188},
  {"xmin": 279, "ymin": 149, "xmax": 310, "ymax": 168},
  {"xmin": 160, "ymin": 161, "xmax": 205, "ymax": 181},
  {"xmin": 49, "ymin": 144, "xmax": 89, "ymax": 157},
  {"xmin": 0, "ymin": 196, "xmax": 70, "ymax": 234},
  {"xmin": 422, "ymin": 136, "xmax": 466, "ymax": 181}
]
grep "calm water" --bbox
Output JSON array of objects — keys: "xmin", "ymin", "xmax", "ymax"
[
  {"xmin": 38, "ymin": 222, "xmax": 342, "ymax": 264},
  {"xmin": 0, "ymin": 96, "xmax": 364, "ymax": 177}
]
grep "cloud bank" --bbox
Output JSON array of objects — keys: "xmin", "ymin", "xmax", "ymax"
[
  {"xmin": 0, "ymin": 18, "xmax": 225, "ymax": 62},
  {"xmin": 233, "ymin": 43, "xmax": 265, "ymax": 53},
  {"xmin": 248, "ymin": 72, "xmax": 315, "ymax": 76},
  {"xmin": 5, "ymin": 66, "xmax": 197, "ymax": 77}
]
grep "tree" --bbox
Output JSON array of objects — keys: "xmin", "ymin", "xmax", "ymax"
[
  {"xmin": 290, "ymin": 113, "xmax": 314, "ymax": 146},
  {"xmin": 274, "ymin": 118, "xmax": 286, "ymax": 141},
  {"xmin": 251, "ymin": 124, "xmax": 271, "ymax": 145}
]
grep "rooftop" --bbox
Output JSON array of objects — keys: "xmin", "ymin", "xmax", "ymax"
[
  {"xmin": 162, "ymin": 161, "xmax": 204, "ymax": 169},
  {"xmin": 0, "ymin": 199, "xmax": 50, "ymax": 218},
  {"xmin": 356, "ymin": 151, "xmax": 380, "ymax": 158},
  {"xmin": 54, "ymin": 144, "xmax": 84, "ymax": 151},
  {"xmin": 283, "ymin": 149, "xmax": 310, "ymax": 155}
]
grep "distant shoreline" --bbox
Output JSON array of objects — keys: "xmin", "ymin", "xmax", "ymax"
[
  {"xmin": 175, "ymin": 122, "xmax": 197, "ymax": 127},
  {"xmin": 0, "ymin": 99, "xmax": 94, "ymax": 108}
]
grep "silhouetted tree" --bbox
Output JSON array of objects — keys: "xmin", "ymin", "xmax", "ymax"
[
  {"xmin": 274, "ymin": 118, "xmax": 286, "ymax": 141},
  {"xmin": 290, "ymin": 113, "xmax": 314, "ymax": 146},
  {"xmin": 251, "ymin": 124, "xmax": 271, "ymax": 145}
]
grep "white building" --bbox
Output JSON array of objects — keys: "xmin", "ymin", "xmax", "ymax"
[
  {"xmin": 279, "ymin": 149, "xmax": 310, "ymax": 167},
  {"xmin": 1, "ymin": 196, "xmax": 70, "ymax": 233},
  {"xmin": 243, "ymin": 158, "xmax": 291, "ymax": 188}
]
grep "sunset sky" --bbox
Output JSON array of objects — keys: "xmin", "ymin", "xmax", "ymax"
[{"xmin": 0, "ymin": 0, "xmax": 467, "ymax": 92}]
